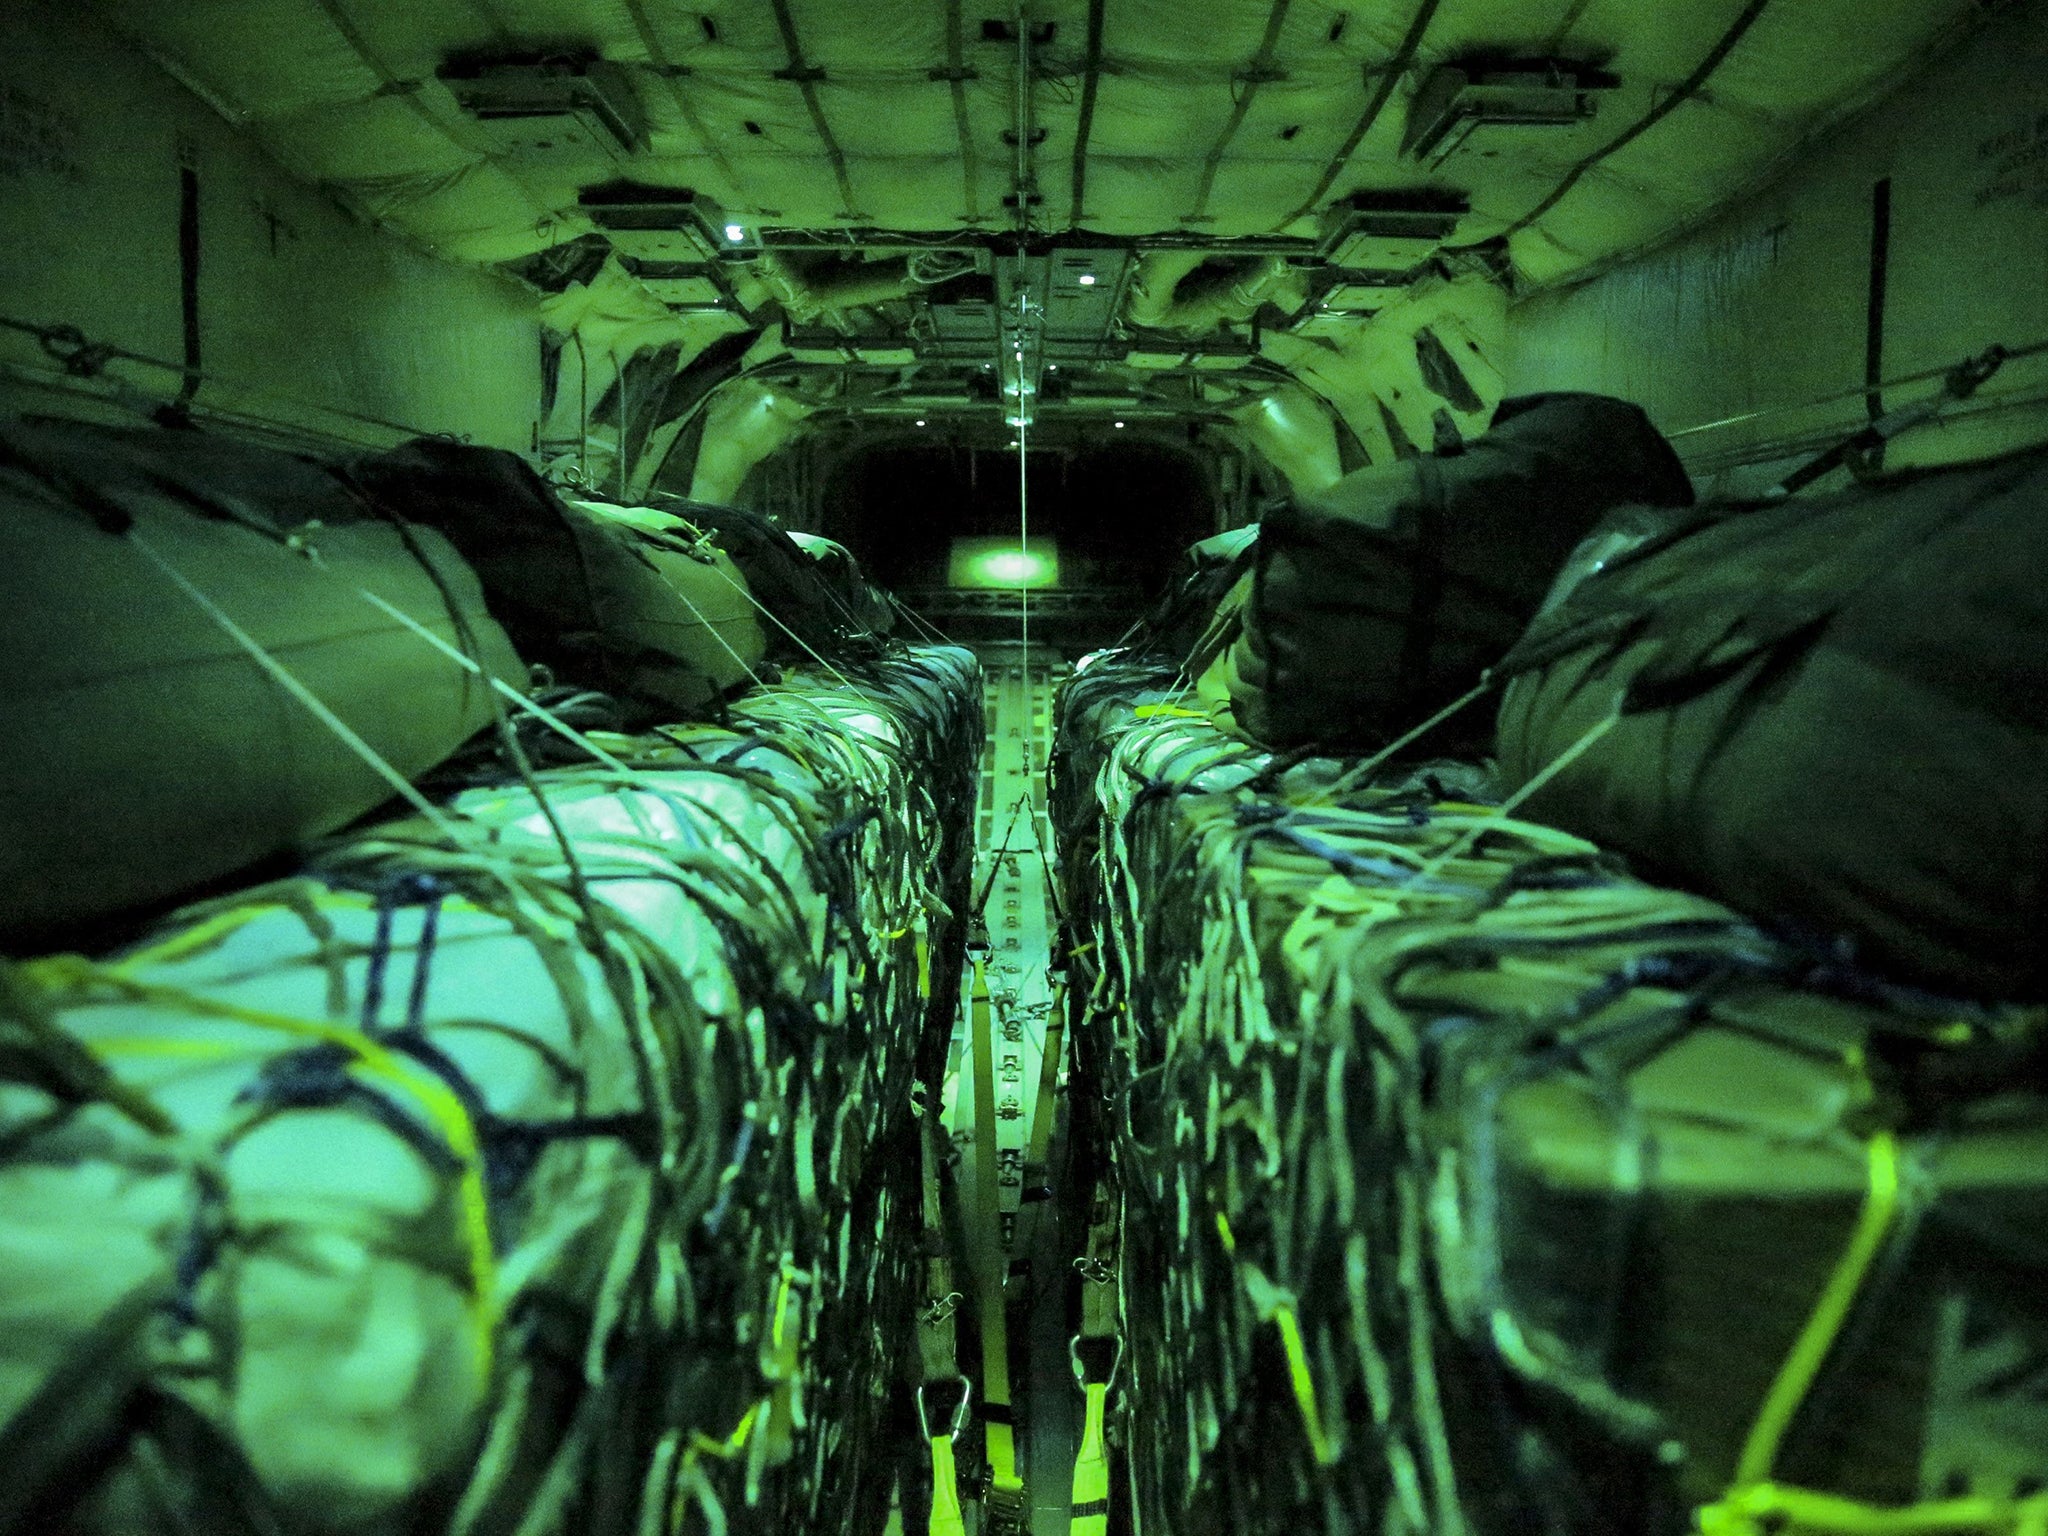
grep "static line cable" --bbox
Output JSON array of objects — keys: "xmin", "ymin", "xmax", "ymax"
[
  {"xmin": 353, "ymin": 590, "xmax": 653, "ymax": 780},
  {"xmin": 1402, "ymin": 705, "xmax": 1621, "ymax": 889},
  {"xmin": 1773, "ymin": 342, "xmax": 2015, "ymax": 497},
  {"xmin": 129, "ymin": 532, "xmax": 467, "ymax": 845},
  {"xmin": 638, "ymin": 488, "xmax": 880, "ymax": 643},
  {"xmin": 0, "ymin": 313, "xmax": 444, "ymax": 443},
  {"xmin": 1017, "ymin": 287, "xmax": 1033, "ymax": 679},
  {"xmin": 694, "ymin": 556, "xmax": 881, "ymax": 704},
  {"xmin": 1667, "ymin": 334, "xmax": 2048, "ymax": 439},
  {"xmin": 1296, "ymin": 674, "xmax": 1499, "ymax": 809},
  {"xmin": 123, "ymin": 536, "xmax": 543, "ymax": 920}
]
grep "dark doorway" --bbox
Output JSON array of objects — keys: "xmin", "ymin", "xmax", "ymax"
[{"xmin": 819, "ymin": 437, "xmax": 1217, "ymax": 601}]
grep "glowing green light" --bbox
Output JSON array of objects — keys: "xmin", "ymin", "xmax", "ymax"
[{"xmin": 949, "ymin": 536, "xmax": 1059, "ymax": 590}]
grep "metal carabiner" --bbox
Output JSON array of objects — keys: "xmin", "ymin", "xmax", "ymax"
[
  {"xmin": 1068, "ymin": 1333, "xmax": 1124, "ymax": 1392},
  {"xmin": 916, "ymin": 1377, "xmax": 973, "ymax": 1443}
]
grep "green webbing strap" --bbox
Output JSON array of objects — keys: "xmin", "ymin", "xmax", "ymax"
[
  {"xmin": 967, "ymin": 949, "xmax": 1026, "ymax": 1530},
  {"xmin": 916, "ymin": 1087, "xmax": 967, "ymax": 1536},
  {"xmin": 1069, "ymin": 1182, "xmax": 1122, "ymax": 1536},
  {"xmin": 1024, "ymin": 973, "xmax": 1067, "ymax": 1182},
  {"xmin": 1215, "ymin": 1212, "xmax": 1339, "ymax": 1467},
  {"xmin": 918, "ymin": 1380, "xmax": 971, "ymax": 1536},
  {"xmin": 1687, "ymin": 1133, "xmax": 2048, "ymax": 1536}
]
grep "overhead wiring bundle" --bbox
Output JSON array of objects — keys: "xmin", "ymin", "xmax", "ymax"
[
  {"xmin": 0, "ymin": 645, "xmax": 982, "ymax": 1536},
  {"xmin": 1050, "ymin": 650, "xmax": 2048, "ymax": 1536}
]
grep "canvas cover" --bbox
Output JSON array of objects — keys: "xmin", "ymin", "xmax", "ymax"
[
  {"xmin": 669, "ymin": 500, "xmax": 888, "ymax": 661},
  {"xmin": 347, "ymin": 442, "xmax": 766, "ymax": 718},
  {"xmin": 0, "ymin": 644, "xmax": 982, "ymax": 1536},
  {"xmin": 1228, "ymin": 393, "xmax": 1694, "ymax": 752},
  {"xmin": 0, "ymin": 420, "xmax": 522, "ymax": 948},
  {"xmin": 1050, "ymin": 653, "xmax": 2048, "ymax": 1536},
  {"xmin": 787, "ymin": 531, "xmax": 901, "ymax": 640},
  {"xmin": 1121, "ymin": 525, "xmax": 1261, "ymax": 674},
  {"xmin": 1495, "ymin": 442, "xmax": 2048, "ymax": 998}
]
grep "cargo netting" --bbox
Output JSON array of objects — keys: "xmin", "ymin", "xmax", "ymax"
[
  {"xmin": 0, "ymin": 646, "xmax": 981, "ymax": 1536},
  {"xmin": 1051, "ymin": 650, "xmax": 2048, "ymax": 1536}
]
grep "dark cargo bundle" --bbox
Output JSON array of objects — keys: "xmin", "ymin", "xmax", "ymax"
[
  {"xmin": 1228, "ymin": 392, "xmax": 1693, "ymax": 751},
  {"xmin": 347, "ymin": 441, "xmax": 765, "ymax": 719},
  {"xmin": 1049, "ymin": 674, "xmax": 2048, "ymax": 1536},
  {"xmin": 1496, "ymin": 442, "xmax": 2048, "ymax": 998},
  {"xmin": 0, "ymin": 645, "xmax": 982, "ymax": 1536},
  {"xmin": 0, "ymin": 420, "xmax": 522, "ymax": 948},
  {"xmin": 661, "ymin": 498, "xmax": 891, "ymax": 660},
  {"xmin": 788, "ymin": 530, "xmax": 902, "ymax": 639},
  {"xmin": 1123, "ymin": 525, "xmax": 1260, "ymax": 668}
]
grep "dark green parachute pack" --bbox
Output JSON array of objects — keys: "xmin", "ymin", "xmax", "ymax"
[
  {"xmin": 662, "ymin": 497, "xmax": 893, "ymax": 660},
  {"xmin": 1229, "ymin": 392, "xmax": 1694, "ymax": 753},
  {"xmin": 0, "ymin": 419, "xmax": 521, "ymax": 948},
  {"xmin": 1496, "ymin": 440, "xmax": 2048, "ymax": 999},
  {"xmin": 347, "ymin": 441, "xmax": 765, "ymax": 721}
]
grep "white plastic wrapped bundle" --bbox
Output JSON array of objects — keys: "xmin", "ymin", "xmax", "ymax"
[{"xmin": 0, "ymin": 645, "xmax": 982, "ymax": 1536}]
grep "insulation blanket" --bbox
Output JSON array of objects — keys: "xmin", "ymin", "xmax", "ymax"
[
  {"xmin": 1051, "ymin": 651, "xmax": 2048, "ymax": 1536},
  {"xmin": 0, "ymin": 645, "xmax": 981, "ymax": 1536}
]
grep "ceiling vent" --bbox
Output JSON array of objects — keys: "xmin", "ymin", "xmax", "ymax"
[
  {"xmin": 784, "ymin": 330, "xmax": 855, "ymax": 365},
  {"xmin": 1316, "ymin": 189, "xmax": 1469, "ymax": 270},
  {"xmin": 441, "ymin": 54, "xmax": 648, "ymax": 158},
  {"xmin": 1320, "ymin": 272, "xmax": 1414, "ymax": 312},
  {"xmin": 1401, "ymin": 60, "xmax": 1619, "ymax": 162},
  {"xmin": 782, "ymin": 328, "xmax": 916, "ymax": 367},
  {"xmin": 616, "ymin": 257, "xmax": 730, "ymax": 310},
  {"xmin": 578, "ymin": 183, "xmax": 727, "ymax": 261}
]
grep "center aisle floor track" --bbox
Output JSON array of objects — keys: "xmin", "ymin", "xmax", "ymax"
[{"xmin": 932, "ymin": 641, "xmax": 1083, "ymax": 1536}]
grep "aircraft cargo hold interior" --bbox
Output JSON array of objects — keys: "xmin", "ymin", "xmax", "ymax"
[{"xmin": 3, "ymin": 2, "xmax": 2048, "ymax": 1534}]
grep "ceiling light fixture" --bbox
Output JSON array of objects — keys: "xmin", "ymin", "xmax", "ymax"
[
  {"xmin": 723, "ymin": 222, "xmax": 746, "ymax": 243},
  {"xmin": 1077, "ymin": 273, "xmax": 1097, "ymax": 286},
  {"xmin": 1114, "ymin": 420, "xmax": 1126, "ymax": 428},
  {"xmin": 915, "ymin": 418, "xmax": 927, "ymax": 427}
]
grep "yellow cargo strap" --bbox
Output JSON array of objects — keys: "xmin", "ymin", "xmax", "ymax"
[
  {"xmin": 918, "ymin": 1380, "xmax": 972, "ymax": 1536},
  {"xmin": 916, "ymin": 1085, "xmax": 967, "ymax": 1536},
  {"xmin": 1068, "ymin": 1373, "xmax": 1114, "ymax": 1536},
  {"xmin": 1694, "ymin": 1133, "xmax": 2043, "ymax": 1536},
  {"xmin": 22, "ymin": 955, "xmax": 499, "ymax": 1369},
  {"xmin": 967, "ymin": 951, "xmax": 1026, "ymax": 1529},
  {"xmin": 1214, "ymin": 1212, "xmax": 1339, "ymax": 1466},
  {"xmin": 1024, "ymin": 974, "xmax": 1067, "ymax": 1179},
  {"xmin": 665, "ymin": 1396, "xmax": 772, "ymax": 1532},
  {"xmin": 1068, "ymin": 1179, "xmax": 1122, "ymax": 1536},
  {"xmin": 1699, "ymin": 1486, "xmax": 2048, "ymax": 1536}
]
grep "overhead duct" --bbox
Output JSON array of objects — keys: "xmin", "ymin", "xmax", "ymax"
[
  {"xmin": 441, "ymin": 52, "xmax": 649, "ymax": 159},
  {"xmin": 1400, "ymin": 59, "xmax": 1619, "ymax": 162},
  {"xmin": 1230, "ymin": 383, "xmax": 1345, "ymax": 495},
  {"xmin": 687, "ymin": 377, "xmax": 817, "ymax": 504},
  {"xmin": 753, "ymin": 252, "xmax": 975, "ymax": 324},
  {"xmin": 1125, "ymin": 253, "xmax": 1293, "ymax": 334}
]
